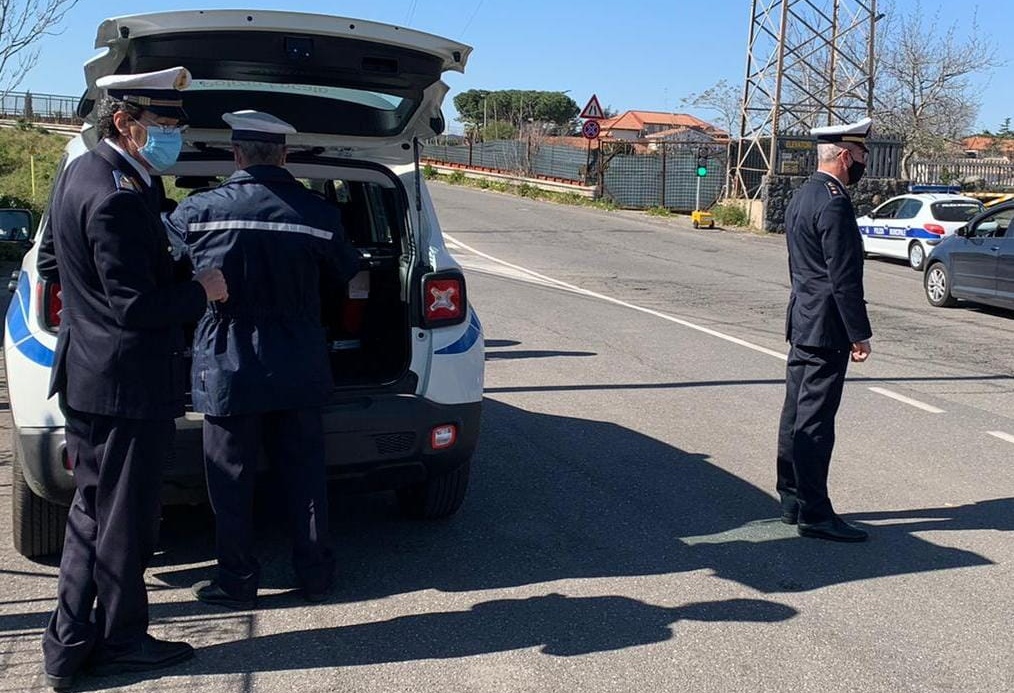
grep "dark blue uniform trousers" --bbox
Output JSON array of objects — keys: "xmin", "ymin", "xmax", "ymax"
[
  {"xmin": 42, "ymin": 407, "xmax": 173, "ymax": 677},
  {"xmin": 203, "ymin": 408, "xmax": 334, "ymax": 599},
  {"xmin": 776, "ymin": 344, "xmax": 851, "ymax": 524}
]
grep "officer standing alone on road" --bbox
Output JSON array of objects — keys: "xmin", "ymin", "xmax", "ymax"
[
  {"xmin": 164, "ymin": 110, "xmax": 361, "ymax": 609},
  {"xmin": 776, "ymin": 117, "xmax": 873, "ymax": 543},
  {"xmin": 38, "ymin": 68, "xmax": 228, "ymax": 690}
]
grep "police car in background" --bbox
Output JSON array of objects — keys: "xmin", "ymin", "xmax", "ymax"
[
  {"xmin": 4, "ymin": 10, "xmax": 484, "ymax": 558},
  {"xmin": 856, "ymin": 186, "xmax": 984, "ymax": 271}
]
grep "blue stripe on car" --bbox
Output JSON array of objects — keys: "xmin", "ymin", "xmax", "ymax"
[
  {"xmin": 434, "ymin": 312, "xmax": 482, "ymax": 355},
  {"xmin": 5, "ymin": 273, "xmax": 55, "ymax": 367},
  {"xmin": 860, "ymin": 226, "xmax": 940, "ymax": 240}
]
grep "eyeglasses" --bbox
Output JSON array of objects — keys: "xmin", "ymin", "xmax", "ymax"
[{"xmin": 131, "ymin": 116, "xmax": 187, "ymax": 134}]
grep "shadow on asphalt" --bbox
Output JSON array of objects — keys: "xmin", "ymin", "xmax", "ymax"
[
  {"xmin": 150, "ymin": 396, "xmax": 999, "ymax": 594},
  {"xmin": 2, "ymin": 397, "xmax": 1008, "ymax": 679}
]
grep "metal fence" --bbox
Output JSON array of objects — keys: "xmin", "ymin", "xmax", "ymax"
[
  {"xmin": 734, "ymin": 134, "xmax": 903, "ymax": 197},
  {"xmin": 423, "ymin": 139, "xmax": 591, "ymax": 182},
  {"xmin": 0, "ymin": 91, "xmax": 81, "ymax": 124},
  {"xmin": 909, "ymin": 158, "xmax": 1014, "ymax": 188},
  {"xmin": 599, "ymin": 141, "xmax": 727, "ymax": 211}
]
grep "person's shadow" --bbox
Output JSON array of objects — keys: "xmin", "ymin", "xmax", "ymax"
[{"xmin": 70, "ymin": 595, "xmax": 795, "ymax": 688}]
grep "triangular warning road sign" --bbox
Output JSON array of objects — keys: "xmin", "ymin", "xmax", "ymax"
[{"xmin": 580, "ymin": 94, "xmax": 605, "ymax": 120}]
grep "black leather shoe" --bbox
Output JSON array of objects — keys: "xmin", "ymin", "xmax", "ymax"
[
  {"xmin": 781, "ymin": 508, "xmax": 799, "ymax": 525},
  {"xmin": 44, "ymin": 672, "xmax": 74, "ymax": 691},
  {"xmin": 798, "ymin": 516, "xmax": 868, "ymax": 542},
  {"xmin": 89, "ymin": 635, "xmax": 194, "ymax": 677},
  {"xmin": 192, "ymin": 580, "xmax": 257, "ymax": 610}
]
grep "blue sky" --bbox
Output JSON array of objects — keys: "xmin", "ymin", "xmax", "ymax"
[{"xmin": 19, "ymin": 0, "xmax": 1011, "ymax": 135}]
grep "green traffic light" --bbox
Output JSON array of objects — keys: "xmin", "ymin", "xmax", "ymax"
[{"xmin": 696, "ymin": 166, "xmax": 708, "ymax": 177}]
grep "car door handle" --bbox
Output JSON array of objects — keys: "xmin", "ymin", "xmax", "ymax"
[{"xmin": 991, "ymin": 246, "xmax": 1000, "ymax": 252}]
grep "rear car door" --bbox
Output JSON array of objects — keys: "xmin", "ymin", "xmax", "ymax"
[{"xmin": 991, "ymin": 214, "xmax": 1014, "ymax": 308}]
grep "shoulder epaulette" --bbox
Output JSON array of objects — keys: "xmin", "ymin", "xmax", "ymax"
[
  {"xmin": 112, "ymin": 170, "xmax": 142, "ymax": 193},
  {"xmin": 824, "ymin": 180, "xmax": 842, "ymax": 198}
]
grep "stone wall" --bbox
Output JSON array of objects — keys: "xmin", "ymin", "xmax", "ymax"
[{"xmin": 762, "ymin": 174, "xmax": 910, "ymax": 233}]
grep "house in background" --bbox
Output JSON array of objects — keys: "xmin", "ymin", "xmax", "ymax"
[
  {"xmin": 961, "ymin": 136, "xmax": 1014, "ymax": 160},
  {"xmin": 598, "ymin": 110, "xmax": 728, "ymax": 144}
]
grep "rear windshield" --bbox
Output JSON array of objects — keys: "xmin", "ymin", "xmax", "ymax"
[{"xmin": 931, "ymin": 201, "xmax": 983, "ymax": 222}]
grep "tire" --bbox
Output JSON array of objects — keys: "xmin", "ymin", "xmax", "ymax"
[
  {"xmin": 925, "ymin": 263, "xmax": 957, "ymax": 307},
  {"xmin": 692, "ymin": 220, "xmax": 699, "ymax": 229},
  {"xmin": 708, "ymin": 221, "xmax": 715, "ymax": 229},
  {"xmin": 397, "ymin": 460, "xmax": 471, "ymax": 520},
  {"xmin": 908, "ymin": 242, "xmax": 926, "ymax": 271},
  {"xmin": 11, "ymin": 442, "xmax": 67, "ymax": 559}
]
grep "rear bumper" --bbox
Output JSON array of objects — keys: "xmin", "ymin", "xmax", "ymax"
[{"xmin": 16, "ymin": 394, "xmax": 482, "ymax": 507}]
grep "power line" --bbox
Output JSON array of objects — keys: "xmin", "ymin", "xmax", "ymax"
[
  {"xmin": 461, "ymin": 0, "xmax": 485, "ymax": 36},
  {"xmin": 404, "ymin": 0, "xmax": 419, "ymax": 25}
]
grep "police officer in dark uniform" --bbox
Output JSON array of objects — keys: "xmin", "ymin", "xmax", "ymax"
[
  {"xmin": 776, "ymin": 117, "xmax": 874, "ymax": 543},
  {"xmin": 164, "ymin": 110, "xmax": 360, "ymax": 609},
  {"xmin": 39, "ymin": 68, "xmax": 229, "ymax": 690}
]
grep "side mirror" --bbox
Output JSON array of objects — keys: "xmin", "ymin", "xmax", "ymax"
[{"xmin": 955, "ymin": 225, "xmax": 968, "ymax": 238}]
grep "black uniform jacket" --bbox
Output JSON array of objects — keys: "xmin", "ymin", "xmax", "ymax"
[
  {"xmin": 41, "ymin": 141, "xmax": 208, "ymax": 419},
  {"xmin": 165, "ymin": 165, "xmax": 360, "ymax": 417},
  {"xmin": 784, "ymin": 171, "xmax": 873, "ymax": 349}
]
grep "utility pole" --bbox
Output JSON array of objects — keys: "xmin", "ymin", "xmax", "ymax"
[{"xmin": 733, "ymin": 0, "xmax": 879, "ymax": 198}]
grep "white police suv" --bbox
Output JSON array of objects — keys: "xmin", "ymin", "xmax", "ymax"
[
  {"xmin": 5, "ymin": 10, "xmax": 484, "ymax": 558},
  {"xmin": 857, "ymin": 186, "xmax": 984, "ymax": 271}
]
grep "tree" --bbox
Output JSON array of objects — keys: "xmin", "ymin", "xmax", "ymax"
[
  {"xmin": 874, "ymin": 2, "xmax": 1003, "ymax": 177},
  {"xmin": 481, "ymin": 120, "xmax": 517, "ymax": 141},
  {"xmin": 0, "ymin": 0, "xmax": 80, "ymax": 94},
  {"xmin": 454, "ymin": 89, "xmax": 579, "ymax": 134},
  {"xmin": 680, "ymin": 79, "xmax": 740, "ymax": 137},
  {"xmin": 999, "ymin": 118, "xmax": 1013, "ymax": 139}
]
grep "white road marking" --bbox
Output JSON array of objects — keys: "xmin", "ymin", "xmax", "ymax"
[
  {"xmin": 987, "ymin": 431, "xmax": 1014, "ymax": 445},
  {"xmin": 868, "ymin": 387, "xmax": 945, "ymax": 414},
  {"xmin": 444, "ymin": 232, "xmax": 789, "ymax": 361}
]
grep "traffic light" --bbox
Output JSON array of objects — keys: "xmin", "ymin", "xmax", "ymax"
[{"xmin": 696, "ymin": 151, "xmax": 708, "ymax": 177}]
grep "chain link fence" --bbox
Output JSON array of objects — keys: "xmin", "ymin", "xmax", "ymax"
[{"xmin": 599, "ymin": 141, "xmax": 727, "ymax": 211}]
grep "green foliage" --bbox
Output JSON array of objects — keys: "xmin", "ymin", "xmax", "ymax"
[
  {"xmin": 422, "ymin": 164, "xmax": 437, "ymax": 180},
  {"xmin": 517, "ymin": 183, "xmax": 540, "ymax": 198},
  {"xmin": 0, "ymin": 128, "xmax": 69, "ymax": 222},
  {"xmin": 711, "ymin": 202, "xmax": 749, "ymax": 227},
  {"xmin": 480, "ymin": 120, "xmax": 518, "ymax": 141},
  {"xmin": 647, "ymin": 206, "xmax": 673, "ymax": 217},
  {"xmin": 448, "ymin": 170, "xmax": 466, "ymax": 184},
  {"xmin": 476, "ymin": 178, "xmax": 490, "ymax": 189},
  {"xmin": 454, "ymin": 89, "xmax": 579, "ymax": 130}
]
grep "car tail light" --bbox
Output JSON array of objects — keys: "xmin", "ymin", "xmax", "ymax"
[
  {"xmin": 422, "ymin": 271, "xmax": 467, "ymax": 328},
  {"xmin": 430, "ymin": 424, "xmax": 457, "ymax": 450},
  {"xmin": 37, "ymin": 280, "xmax": 61, "ymax": 330},
  {"xmin": 924, "ymin": 223, "xmax": 946, "ymax": 236}
]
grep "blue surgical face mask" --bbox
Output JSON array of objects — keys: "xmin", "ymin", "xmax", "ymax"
[{"xmin": 134, "ymin": 122, "xmax": 183, "ymax": 172}]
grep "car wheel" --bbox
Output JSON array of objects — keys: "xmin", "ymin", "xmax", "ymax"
[
  {"xmin": 708, "ymin": 221, "xmax": 715, "ymax": 229},
  {"xmin": 397, "ymin": 460, "xmax": 471, "ymax": 520},
  {"xmin": 908, "ymin": 242, "xmax": 926, "ymax": 271},
  {"xmin": 925, "ymin": 263, "xmax": 957, "ymax": 307},
  {"xmin": 12, "ymin": 442, "xmax": 67, "ymax": 559}
]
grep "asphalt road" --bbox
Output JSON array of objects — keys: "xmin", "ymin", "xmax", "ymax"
[{"xmin": 1, "ymin": 184, "xmax": 1012, "ymax": 692}]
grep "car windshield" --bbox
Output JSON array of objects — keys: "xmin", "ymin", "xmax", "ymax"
[{"xmin": 931, "ymin": 201, "xmax": 983, "ymax": 222}]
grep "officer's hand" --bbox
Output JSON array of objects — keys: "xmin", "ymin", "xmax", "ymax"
[
  {"xmin": 850, "ymin": 340, "xmax": 871, "ymax": 363},
  {"xmin": 195, "ymin": 268, "xmax": 228, "ymax": 302}
]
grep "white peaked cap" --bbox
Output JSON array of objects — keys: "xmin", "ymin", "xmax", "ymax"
[
  {"xmin": 222, "ymin": 110, "xmax": 297, "ymax": 143},
  {"xmin": 810, "ymin": 117, "xmax": 873, "ymax": 150}
]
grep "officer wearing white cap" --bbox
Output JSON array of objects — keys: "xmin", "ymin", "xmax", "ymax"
[
  {"xmin": 776, "ymin": 116, "xmax": 873, "ymax": 543},
  {"xmin": 38, "ymin": 68, "xmax": 228, "ymax": 690},
  {"xmin": 165, "ymin": 110, "xmax": 360, "ymax": 610}
]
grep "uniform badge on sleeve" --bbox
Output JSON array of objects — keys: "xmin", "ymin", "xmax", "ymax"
[
  {"xmin": 824, "ymin": 181, "xmax": 841, "ymax": 197},
  {"xmin": 112, "ymin": 171, "xmax": 141, "ymax": 193}
]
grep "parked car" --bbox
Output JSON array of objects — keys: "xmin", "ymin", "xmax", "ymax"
[
  {"xmin": 0, "ymin": 208, "xmax": 32, "ymax": 245},
  {"xmin": 4, "ymin": 10, "xmax": 484, "ymax": 558},
  {"xmin": 857, "ymin": 189, "xmax": 984, "ymax": 271},
  {"xmin": 923, "ymin": 201, "xmax": 1014, "ymax": 311}
]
